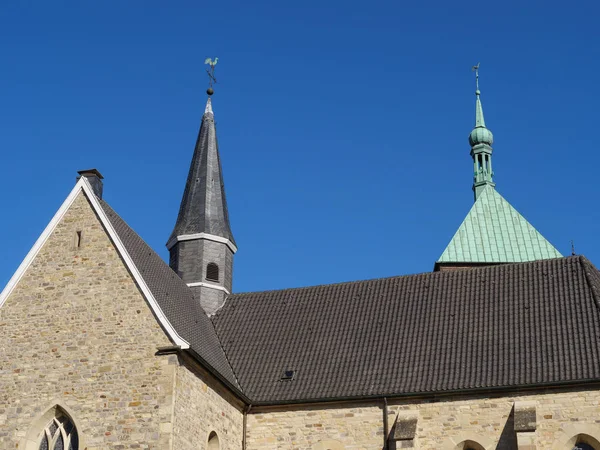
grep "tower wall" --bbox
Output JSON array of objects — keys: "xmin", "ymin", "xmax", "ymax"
[{"xmin": 169, "ymin": 238, "xmax": 233, "ymax": 315}]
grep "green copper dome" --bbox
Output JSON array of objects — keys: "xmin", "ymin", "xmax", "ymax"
[{"xmin": 469, "ymin": 126, "xmax": 494, "ymax": 146}]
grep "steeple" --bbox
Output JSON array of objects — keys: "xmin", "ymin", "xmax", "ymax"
[
  {"xmin": 167, "ymin": 80, "xmax": 237, "ymax": 315},
  {"xmin": 434, "ymin": 64, "xmax": 562, "ymax": 271},
  {"xmin": 469, "ymin": 64, "xmax": 495, "ymax": 201},
  {"xmin": 167, "ymin": 97, "xmax": 236, "ymax": 247}
]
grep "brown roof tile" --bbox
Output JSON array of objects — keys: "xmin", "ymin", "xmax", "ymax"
[{"xmin": 213, "ymin": 256, "xmax": 600, "ymax": 404}]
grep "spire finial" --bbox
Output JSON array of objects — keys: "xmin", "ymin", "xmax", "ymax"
[
  {"xmin": 472, "ymin": 62, "xmax": 480, "ymax": 94},
  {"xmin": 205, "ymin": 57, "xmax": 218, "ymax": 96},
  {"xmin": 469, "ymin": 62, "xmax": 495, "ymax": 201}
]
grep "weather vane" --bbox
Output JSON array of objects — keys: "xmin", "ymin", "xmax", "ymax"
[
  {"xmin": 472, "ymin": 62, "xmax": 480, "ymax": 92},
  {"xmin": 205, "ymin": 57, "xmax": 219, "ymax": 96}
]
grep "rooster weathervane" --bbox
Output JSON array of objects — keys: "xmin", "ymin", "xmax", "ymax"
[{"xmin": 205, "ymin": 57, "xmax": 218, "ymax": 96}]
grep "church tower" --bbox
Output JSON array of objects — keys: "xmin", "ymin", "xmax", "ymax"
[
  {"xmin": 435, "ymin": 66, "xmax": 562, "ymax": 271},
  {"xmin": 167, "ymin": 93, "xmax": 237, "ymax": 315}
]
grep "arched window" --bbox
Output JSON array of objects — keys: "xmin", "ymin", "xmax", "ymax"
[
  {"xmin": 207, "ymin": 431, "xmax": 220, "ymax": 450},
  {"xmin": 37, "ymin": 412, "xmax": 78, "ymax": 450},
  {"xmin": 455, "ymin": 441, "xmax": 485, "ymax": 450},
  {"xmin": 570, "ymin": 434, "xmax": 600, "ymax": 450},
  {"xmin": 206, "ymin": 263, "xmax": 219, "ymax": 282}
]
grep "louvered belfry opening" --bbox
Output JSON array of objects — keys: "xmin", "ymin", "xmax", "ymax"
[{"xmin": 206, "ymin": 263, "xmax": 219, "ymax": 282}]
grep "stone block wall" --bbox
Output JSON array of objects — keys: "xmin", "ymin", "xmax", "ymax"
[
  {"xmin": 0, "ymin": 192, "xmax": 178, "ymax": 449},
  {"xmin": 172, "ymin": 354, "xmax": 244, "ymax": 450},
  {"xmin": 247, "ymin": 404, "xmax": 384, "ymax": 449},
  {"xmin": 246, "ymin": 386, "xmax": 600, "ymax": 449}
]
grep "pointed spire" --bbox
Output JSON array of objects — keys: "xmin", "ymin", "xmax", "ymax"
[
  {"xmin": 475, "ymin": 91, "xmax": 486, "ymax": 128},
  {"xmin": 168, "ymin": 95, "xmax": 236, "ymax": 247},
  {"xmin": 469, "ymin": 65, "xmax": 493, "ymax": 147},
  {"xmin": 469, "ymin": 64, "xmax": 495, "ymax": 201},
  {"xmin": 205, "ymin": 97, "xmax": 213, "ymax": 115}
]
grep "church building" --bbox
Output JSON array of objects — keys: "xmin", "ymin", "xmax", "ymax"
[{"xmin": 1, "ymin": 72, "xmax": 600, "ymax": 450}]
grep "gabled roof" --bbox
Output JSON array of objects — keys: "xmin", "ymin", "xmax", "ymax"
[
  {"xmin": 213, "ymin": 256, "xmax": 600, "ymax": 404},
  {"xmin": 99, "ymin": 200, "xmax": 240, "ymax": 390},
  {"xmin": 437, "ymin": 185, "xmax": 562, "ymax": 265},
  {"xmin": 168, "ymin": 98, "xmax": 236, "ymax": 247},
  {"xmin": 0, "ymin": 178, "xmax": 240, "ymax": 392}
]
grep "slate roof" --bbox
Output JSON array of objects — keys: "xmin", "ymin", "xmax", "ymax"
[
  {"xmin": 168, "ymin": 98, "xmax": 236, "ymax": 246},
  {"xmin": 213, "ymin": 256, "xmax": 600, "ymax": 404},
  {"xmin": 438, "ymin": 185, "xmax": 562, "ymax": 265},
  {"xmin": 98, "ymin": 199, "xmax": 240, "ymax": 391}
]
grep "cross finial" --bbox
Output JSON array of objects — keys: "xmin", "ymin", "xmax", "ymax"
[
  {"xmin": 205, "ymin": 57, "xmax": 219, "ymax": 96},
  {"xmin": 472, "ymin": 62, "xmax": 481, "ymax": 93}
]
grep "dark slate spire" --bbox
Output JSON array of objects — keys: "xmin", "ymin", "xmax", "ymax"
[
  {"xmin": 168, "ymin": 98, "xmax": 236, "ymax": 246},
  {"xmin": 167, "ymin": 95, "xmax": 237, "ymax": 316}
]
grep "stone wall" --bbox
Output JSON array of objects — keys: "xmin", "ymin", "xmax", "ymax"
[
  {"xmin": 172, "ymin": 354, "xmax": 244, "ymax": 450},
  {"xmin": 246, "ymin": 386, "xmax": 600, "ymax": 449},
  {"xmin": 0, "ymin": 192, "xmax": 178, "ymax": 449}
]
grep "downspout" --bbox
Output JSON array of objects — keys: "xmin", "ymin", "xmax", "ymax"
[
  {"xmin": 383, "ymin": 397, "xmax": 389, "ymax": 450},
  {"xmin": 243, "ymin": 404, "xmax": 252, "ymax": 450}
]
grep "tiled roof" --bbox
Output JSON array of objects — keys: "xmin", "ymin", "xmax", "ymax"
[
  {"xmin": 99, "ymin": 200, "xmax": 240, "ymax": 390},
  {"xmin": 92, "ymin": 200, "xmax": 600, "ymax": 404},
  {"xmin": 213, "ymin": 256, "xmax": 600, "ymax": 404},
  {"xmin": 438, "ymin": 185, "xmax": 562, "ymax": 264}
]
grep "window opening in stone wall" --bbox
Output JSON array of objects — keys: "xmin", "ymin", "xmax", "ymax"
[
  {"xmin": 37, "ymin": 413, "xmax": 79, "ymax": 450},
  {"xmin": 574, "ymin": 444, "xmax": 597, "ymax": 450},
  {"xmin": 75, "ymin": 230, "xmax": 82, "ymax": 248},
  {"xmin": 206, "ymin": 263, "xmax": 219, "ymax": 282},
  {"xmin": 572, "ymin": 434, "xmax": 600, "ymax": 450},
  {"xmin": 207, "ymin": 431, "xmax": 220, "ymax": 450},
  {"xmin": 456, "ymin": 441, "xmax": 485, "ymax": 450}
]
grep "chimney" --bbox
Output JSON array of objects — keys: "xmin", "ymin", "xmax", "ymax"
[{"xmin": 77, "ymin": 169, "xmax": 104, "ymax": 199}]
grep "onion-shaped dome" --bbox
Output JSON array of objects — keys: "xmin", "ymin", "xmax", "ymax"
[{"xmin": 469, "ymin": 126, "xmax": 494, "ymax": 146}]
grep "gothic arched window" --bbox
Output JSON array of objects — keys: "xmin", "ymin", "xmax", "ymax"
[
  {"xmin": 206, "ymin": 263, "xmax": 219, "ymax": 282},
  {"xmin": 207, "ymin": 431, "xmax": 220, "ymax": 450},
  {"xmin": 37, "ymin": 413, "xmax": 78, "ymax": 450}
]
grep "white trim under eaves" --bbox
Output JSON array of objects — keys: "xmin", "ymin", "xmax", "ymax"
[
  {"xmin": 166, "ymin": 232, "xmax": 237, "ymax": 253},
  {"xmin": 0, "ymin": 178, "xmax": 190, "ymax": 350},
  {"xmin": 186, "ymin": 282, "xmax": 230, "ymax": 294}
]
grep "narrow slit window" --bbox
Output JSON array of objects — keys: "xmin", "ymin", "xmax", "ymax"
[
  {"xmin": 206, "ymin": 263, "xmax": 219, "ymax": 282},
  {"xmin": 75, "ymin": 231, "xmax": 83, "ymax": 248}
]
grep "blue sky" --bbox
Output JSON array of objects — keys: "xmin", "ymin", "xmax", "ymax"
[{"xmin": 1, "ymin": 1, "xmax": 599, "ymax": 292}]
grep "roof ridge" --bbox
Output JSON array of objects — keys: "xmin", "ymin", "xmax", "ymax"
[{"xmin": 225, "ymin": 255, "xmax": 577, "ymax": 299}]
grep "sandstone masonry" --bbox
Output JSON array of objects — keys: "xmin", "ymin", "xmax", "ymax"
[{"xmin": 0, "ymin": 192, "xmax": 242, "ymax": 450}]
